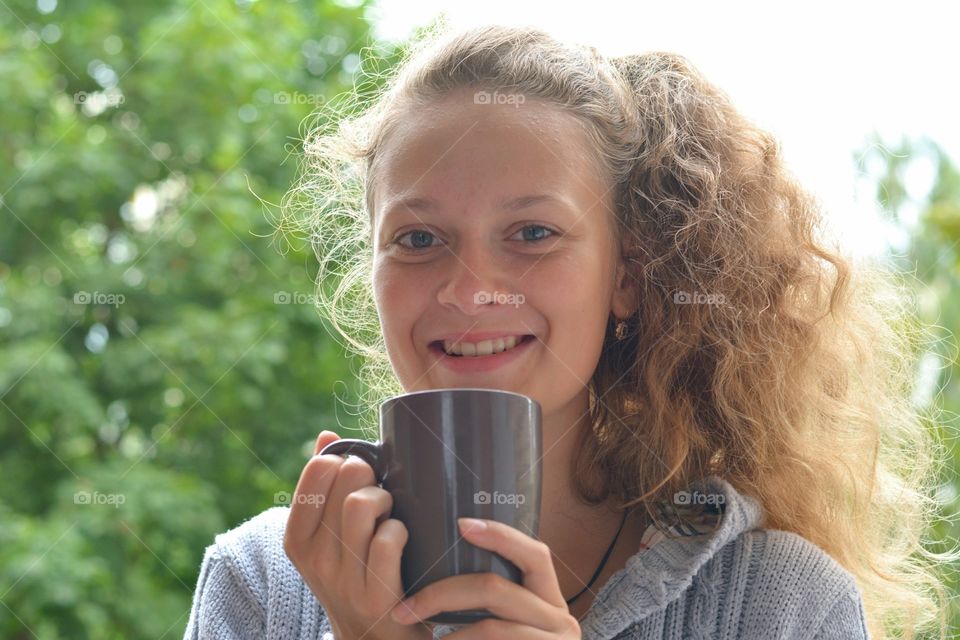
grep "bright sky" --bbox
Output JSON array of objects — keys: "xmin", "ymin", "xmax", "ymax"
[{"xmin": 365, "ymin": 0, "xmax": 959, "ymax": 260}]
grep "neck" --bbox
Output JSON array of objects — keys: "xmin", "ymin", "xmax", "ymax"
[{"xmin": 536, "ymin": 389, "xmax": 642, "ymax": 617}]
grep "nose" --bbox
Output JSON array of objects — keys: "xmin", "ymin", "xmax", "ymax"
[{"xmin": 436, "ymin": 238, "xmax": 510, "ymax": 315}]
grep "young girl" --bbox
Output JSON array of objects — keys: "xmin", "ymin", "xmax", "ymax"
[{"xmin": 184, "ymin": 23, "xmax": 954, "ymax": 640}]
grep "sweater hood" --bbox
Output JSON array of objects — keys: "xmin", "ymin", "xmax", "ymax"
[{"xmin": 578, "ymin": 475, "xmax": 765, "ymax": 638}]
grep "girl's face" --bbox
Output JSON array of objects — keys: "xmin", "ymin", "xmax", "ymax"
[{"xmin": 371, "ymin": 86, "xmax": 635, "ymax": 417}]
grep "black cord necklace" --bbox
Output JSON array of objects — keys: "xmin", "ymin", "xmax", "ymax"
[{"xmin": 564, "ymin": 507, "xmax": 631, "ymax": 606}]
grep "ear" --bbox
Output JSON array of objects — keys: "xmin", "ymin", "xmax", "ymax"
[{"xmin": 610, "ymin": 253, "xmax": 639, "ymax": 320}]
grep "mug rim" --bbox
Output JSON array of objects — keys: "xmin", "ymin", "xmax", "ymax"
[{"xmin": 380, "ymin": 387, "xmax": 539, "ymax": 408}]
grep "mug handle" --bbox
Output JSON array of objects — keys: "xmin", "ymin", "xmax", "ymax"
[{"xmin": 318, "ymin": 439, "xmax": 386, "ymax": 484}]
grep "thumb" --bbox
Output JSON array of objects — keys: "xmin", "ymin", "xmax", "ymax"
[{"xmin": 313, "ymin": 429, "xmax": 341, "ymax": 456}]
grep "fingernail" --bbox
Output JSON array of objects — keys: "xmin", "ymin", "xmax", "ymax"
[
  {"xmin": 392, "ymin": 599, "xmax": 416, "ymax": 622},
  {"xmin": 458, "ymin": 517, "xmax": 488, "ymax": 534}
]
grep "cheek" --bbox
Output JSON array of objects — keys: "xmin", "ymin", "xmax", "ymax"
[
  {"xmin": 528, "ymin": 249, "xmax": 610, "ymax": 315},
  {"xmin": 372, "ymin": 264, "xmax": 421, "ymax": 344},
  {"xmin": 528, "ymin": 251, "xmax": 611, "ymax": 370},
  {"xmin": 373, "ymin": 259, "xmax": 419, "ymax": 307},
  {"xmin": 374, "ymin": 281, "xmax": 421, "ymax": 389}
]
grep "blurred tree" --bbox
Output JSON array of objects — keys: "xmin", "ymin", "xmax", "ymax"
[
  {"xmin": 0, "ymin": 0, "xmax": 406, "ymax": 636},
  {"xmin": 855, "ymin": 134, "xmax": 960, "ymax": 634}
]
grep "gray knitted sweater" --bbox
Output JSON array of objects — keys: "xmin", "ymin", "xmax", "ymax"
[{"xmin": 183, "ymin": 475, "xmax": 870, "ymax": 639}]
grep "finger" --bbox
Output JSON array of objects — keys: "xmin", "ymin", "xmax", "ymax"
[
  {"xmin": 313, "ymin": 430, "xmax": 340, "ymax": 456},
  {"xmin": 458, "ymin": 519, "xmax": 566, "ymax": 608},
  {"xmin": 444, "ymin": 617, "xmax": 567, "ymax": 640},
  {"xmin": 287, "ymin": 430, "xmax": 342, "ymax": 549},
  {"xmin": 284, "ymin": 453, "xmax": 343, "ymax": 549},
  {"xmin": 315, "ymin": 456, "xmax": 377, "ymax": 560},
  {"xmin": 339, "ymin": 485, "xmax": 393, "ymax": 591},
  {"xmin": 366, "ymin": 518, "xmax": 410, "ymax": 605},
  {"xmin": 392, "ymin": 573, "xmax": 569, "ymax": 633}
]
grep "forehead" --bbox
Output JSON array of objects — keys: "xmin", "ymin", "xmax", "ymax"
[{"xmin": 372, "ymin": 88, "xmax": 608, "ymax": 212}]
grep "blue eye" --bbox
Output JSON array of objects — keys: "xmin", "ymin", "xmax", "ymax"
[
  {"xmin": 516, "ymin": 225, "xmax": 555, "ymax": 242},
  {"xmin": 396, "ymin": 229, "xmax": 438, "ymax": 250}
]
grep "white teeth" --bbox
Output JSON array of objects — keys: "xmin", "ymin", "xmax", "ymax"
[{"xmin": 442, "ymin": 335, "xmax": 525, "ymax": 357}]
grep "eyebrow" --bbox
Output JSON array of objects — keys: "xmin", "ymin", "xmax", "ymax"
[{"xmin": 383, "ymin": 193, "xmax": 571, "ymax": 218}]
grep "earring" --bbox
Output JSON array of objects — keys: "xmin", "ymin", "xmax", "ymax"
[{"xmin": 614, "ymin": 318, "xmax": 628, "ymax": 341}]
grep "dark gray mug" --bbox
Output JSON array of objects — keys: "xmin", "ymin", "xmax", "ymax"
[{"xmin": 318, "ymin": 387, "xmax": 542, "ymax": 624}]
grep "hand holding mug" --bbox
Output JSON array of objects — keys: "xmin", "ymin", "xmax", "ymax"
[
  {"xmin": 284, "ymin": 388, "xmax": 546, "ymax": 637},
  {"xmin": 389, "ymin": 517, "xmax": 581, "ymax": 639},
  {"xmin": 283, "ymin": 430, "xmax": 431, "ymax": 640},
  {"xmin": 317, "ymin": 388, "xmax": 543, "ymax": 624}
]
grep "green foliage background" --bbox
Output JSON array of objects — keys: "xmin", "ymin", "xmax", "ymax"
[
  {"xmin": 0, "ymin": 1, "xmax": 957, "ymax": 637},
  {"xmin": 0, "ymin": 1, "xmax": 404, "ymax": 636}
]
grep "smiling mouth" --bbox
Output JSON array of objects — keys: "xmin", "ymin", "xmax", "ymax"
[{"xmin": 429, "ymin": 335, "xmax": 536, "ymax": 357}]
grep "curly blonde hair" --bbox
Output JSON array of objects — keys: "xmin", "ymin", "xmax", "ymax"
[{"xmin": 276, "ymin": 20, "xmax": 958, "ymax": 640}]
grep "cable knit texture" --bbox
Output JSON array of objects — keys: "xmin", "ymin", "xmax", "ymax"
[{"xmin": 183, "ymin": 475, "xmax": 870, "ymax": 639}]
